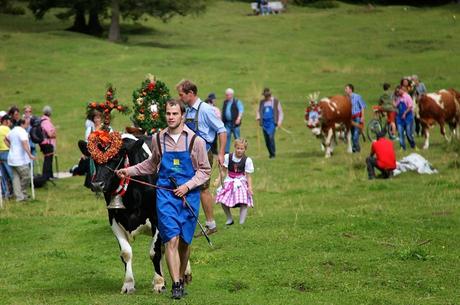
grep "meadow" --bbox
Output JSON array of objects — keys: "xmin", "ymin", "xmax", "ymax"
[{"xmin": 1, "ymin": 1, "xmax": 460, "ymax": 304}]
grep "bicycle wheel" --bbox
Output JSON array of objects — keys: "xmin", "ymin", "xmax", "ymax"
[{"xmin": 366, "ymin": 118, "xmax": 383, "ymax": 141}]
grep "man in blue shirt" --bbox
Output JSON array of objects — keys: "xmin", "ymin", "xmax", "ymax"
[
  {"xmin": 222, "ymin": 88, "xmax": 244, "ymax": 153},
  {"xmin": 177, "ymin": 80, "xmax": 227, "ymax": 237},
  {"xmin": 345, "ymin": 84, "xmax": 366, "ymax": 153}
]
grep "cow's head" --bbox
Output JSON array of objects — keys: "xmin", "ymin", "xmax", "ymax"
[
  {"xmin": 305, "ymin": 92, "xmax": 322, "ymax": 135},
  {"xmin": 86, "ymin": 132, "xmax": 146, "ymax": 194}
]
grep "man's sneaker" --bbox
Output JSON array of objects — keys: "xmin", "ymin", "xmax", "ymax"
[
  {"xmin": 171, "ymin": 282, "xmax": 182, "ymax": 299},
  {"xmin": 194, "ymin": 226, "xmax": 217, "ymax": 238},
  {"xmin": 179, "ymin": 279, "xmax": 188, "ymax": 296}
]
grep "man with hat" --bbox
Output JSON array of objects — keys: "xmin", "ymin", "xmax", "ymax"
[
  {"xmin": 222, "ymin": 88, "xmax": 244, "ymax": 153},
  {"xmin": 256, "ymin": 88, "xmax": 284, "ymax": 158},
  {"xmin": 204, "ymin": 93, "xmax": 222, "ymax": 156}
]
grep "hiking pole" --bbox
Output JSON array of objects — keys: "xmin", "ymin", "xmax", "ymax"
[
  {"xmin": 55, "ymin": 154, "xmax": 59, "ymax": 178},
  {"xmin": 169, "ymin": 176, "xmax": 213, "ymax": 247},
  {"xmin": 30, "ymin": 161, "xmax": 35, "ymax": 200}
]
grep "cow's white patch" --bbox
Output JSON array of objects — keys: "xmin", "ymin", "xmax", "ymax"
[
  {"xmin": 439, "ymin": 89, "xmax": 449, "ymax": 94},
  {"xmin": 423, "ymin": 129, "xmax": 430, "ymax": 149},
  {"xmin": 311, "ymin": 127, "xmax": 321, "ymax": 136},
  {"xmin": 324, "ymin": 128, "xmax": 334, "ymax": 158},
  {"xmin": 427, "ymin": 93, "xmax": 444, "ymax": 109},
  {"xmin": 150, "ymin": 229, "xmax": 166, "ymax": 293},
  {"xmin": 122, "ymin": 133, "xmax": 152, "ymax": 157},
  {"xmin": 112, "ymin": 221, "xmax": 136, "ymax": 294}
]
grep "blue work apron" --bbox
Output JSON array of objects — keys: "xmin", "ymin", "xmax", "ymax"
[
  {"xmin": 396, "ymin": 99, "xmax": 413, "ymax": 126},
  {"xmin": 156, "ymin": 133, "xmax": 200, "ymax": 244},
  {"xmin": 262, "ymin": 105, "xmax": 276, "ymax": 135}
]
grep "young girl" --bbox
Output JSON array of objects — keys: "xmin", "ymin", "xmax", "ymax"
[{"xmin": 215, "ymin": 138, "xmax": 254, "ymax": 225}]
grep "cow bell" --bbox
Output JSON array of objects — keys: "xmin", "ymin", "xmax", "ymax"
[{"xmin": 107, "ymin": 195, "xmax": 126, "ymax": 209}]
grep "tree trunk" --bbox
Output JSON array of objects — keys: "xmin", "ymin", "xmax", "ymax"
[
  {"xmin": 108, "ymin": 0, "xmax": 121, "ymax": 42},
  {"xmin": 67, "ymin": 4, "xmax": 87, "ymax": 33},
  {"xmin": 88, "ymin": 8, "xmax": 103, "ymax": 36}
]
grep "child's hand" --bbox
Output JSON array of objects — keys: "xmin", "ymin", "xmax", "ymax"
[
  {"xmin": 248, "ymin": 188, "xmax": 253, "ymax": 196},
  {"xmin": 213, "ymin": 177, "xmax": 221, "ymax": 187}
]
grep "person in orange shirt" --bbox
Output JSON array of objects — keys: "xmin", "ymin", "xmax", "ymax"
[{"xmin": 366, "ymin": 130, "xmax": 396, "ymax": 180}]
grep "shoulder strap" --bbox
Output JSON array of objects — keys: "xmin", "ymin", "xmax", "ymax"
[
  {"xmin": 189, "ymin": 134, "xmax": 197, "ymax": 152},
  {"xmin": 156, "ymin": 132, "xmax": 162, "ymax": 157},
  {"xmin": 195, "ymin": 101, "xmax": 203, "ymax": 123}
]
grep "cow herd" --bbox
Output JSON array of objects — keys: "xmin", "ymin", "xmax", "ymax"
[{"xmin": 305, "ymin": 88, "xmax": 460, "ymax": 157}]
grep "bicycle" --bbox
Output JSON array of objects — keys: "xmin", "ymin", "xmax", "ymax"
[{"xmin": 366, "ymin": 106, "xmax": 393, "ymax": 141}]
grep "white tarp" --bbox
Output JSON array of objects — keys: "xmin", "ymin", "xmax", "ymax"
[{"xmin": 393, "ymin": 153, "xmax": 438, "ymax": 176}]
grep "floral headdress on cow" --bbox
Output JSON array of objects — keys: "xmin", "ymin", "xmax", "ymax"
[
  {"xmin": 86, "ymin": 84, "xmax": 130, "ymax": 164},
  {"xmin": 131, "ymin": 74, "xmax": 170, "ymax": 134}
]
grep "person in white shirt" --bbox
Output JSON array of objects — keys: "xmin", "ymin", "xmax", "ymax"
[{"xmin": 4, "ymin": 119, "xmax": 36, "ymax": 201}]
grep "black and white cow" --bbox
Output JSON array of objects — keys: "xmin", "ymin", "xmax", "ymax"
[{"xmin": 88, "ymin": 133, "xmax": 191, "ymax": 294}]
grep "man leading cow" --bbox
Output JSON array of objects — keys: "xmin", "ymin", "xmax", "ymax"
[
  {"xmin": 345, "ymin": 84, "xmax": 366, "ymax": 153},
  {"xmin": 116, "ymin": 100, "xmax": 211, "ymax": 299}
]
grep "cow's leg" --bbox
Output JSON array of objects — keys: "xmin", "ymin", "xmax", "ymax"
[
  {"xmin": 346, "ymin": 129, "xmax": 352, "ymax": 153},
  {"xmin": 111, "ymin": 221, "xmax": 136, "ymax": 294},
  {"xmin": 440, "ymin": 122, "xmax": 451, "ymax": 142},
  {"xmin": 324, "ymin": 128, "xmax": 334, "ymax": 158},
  {"xmin": 150, "ymin": 229, "xmax": 166, "ymax": 293},
  {"xmin": 423, "ymin": 126, "xmax": 430, "ymax": 150}
]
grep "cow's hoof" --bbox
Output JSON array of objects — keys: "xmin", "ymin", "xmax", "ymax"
[
  {"xmin": 153, "ymin": 284, "xmax": 166, "ymax": 294},
  {"xmin": 121, "ymin": 283, "xmax": 136, "ymax": 294},
  {"xmin": 184, "ymin": 274, "xmax": 193, "ymax": 284}
]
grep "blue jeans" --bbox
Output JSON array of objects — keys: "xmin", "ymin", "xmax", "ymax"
[
  {"xmin": 351, "ymin": 118, "xmax": 361, "ymax": 152},
  {"xmin": 225, "ymin": 123, "xmax": 241, "ymax": 153},
  {"xmin": 0, "ymin": 151, "xmax": 13, "ymax": 197},
  {"xmin": 397, "ymin": 120, "xmax": 415, "ymax": 150},
  {"xmin": 263, "ymin": 129, "xmax": 276, "ymax": 158}
]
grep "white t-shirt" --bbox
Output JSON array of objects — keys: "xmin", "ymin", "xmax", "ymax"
[
  {"xmin": 7, "ymin": 126, "xmax": 31, "ymax": 166},
  {"xmin": 223, "ymin": 153, "xmax": 254, "ymax": 173},
  {"xmin": 170, "ymin": 133, "xmax": 181, "ymax": 144}
]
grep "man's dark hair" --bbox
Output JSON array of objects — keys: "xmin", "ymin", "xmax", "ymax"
[
  {"xmin": 377, "ymin": 128, "xmax": 387, "ymax": 139},
  {"xmin": 346, "ymin": 84, "xmax": 354, "ymax": 92},
  {"xmin": 176, "ymin": 79, "xmax": 198, "ymax": 95},
  {"xmin": 383, "ymin": 83, "xmax": 391, "ymax": 91},
  {"xmin": 8, "ymin": 106, "xmax": 19, "ymax": 116},
  {"xmin": 166, "ymin": 99, "xmax": 186, "ymax": 114},
  {"xmin": 17, "ymin": 118, "xmax": 26, "ymax": 126}
]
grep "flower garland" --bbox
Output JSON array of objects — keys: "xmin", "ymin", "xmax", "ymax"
[
  {"xmin": 87, "ymin": 84, "xmax": 130, "ymax": 129},
  {"xmin": 131, "ymin": 74, "xmax": 170, "ymax": 134},
  {"xmin": 87, "ymin": 130, "xmax": 123, "ymax": 164}
]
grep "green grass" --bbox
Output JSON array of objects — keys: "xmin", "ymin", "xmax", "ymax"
[{"xmin": 1, "ymin": 1, "xmax": 460, "ymax": 304}]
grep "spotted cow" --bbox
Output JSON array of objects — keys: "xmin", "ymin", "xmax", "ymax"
[
  {"xmin": 305, "ymin": 93, "xmax": 353, "ymax": 157},
  {"xmin": 418, "ymin": 89, "xmax": 460, "ymax": 149}
]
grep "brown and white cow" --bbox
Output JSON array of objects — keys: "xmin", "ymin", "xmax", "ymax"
[
  {"xmin": 418, "ymin": 89, "xmax": 460, "ymax": 149},
  {"xmin": 305, "ymin": 93, "xmax": 352, "ymax": 157}
]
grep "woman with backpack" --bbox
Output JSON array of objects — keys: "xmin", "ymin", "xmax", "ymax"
[{"xmin": 39, "ymin": 106, "xmax": 56, "ymax": 180}]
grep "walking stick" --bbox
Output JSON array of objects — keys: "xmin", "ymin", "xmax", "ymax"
[
  {"xmin": 30, "ymin": 161, "xmax": 35, "ymax": 200},
  {"xmin": 169, "ymin": 176, "xmax": 213, "ymax": 247},
  {"xmin": 54, "ymin": 154, "xmax": 59, "ymax": 178}
]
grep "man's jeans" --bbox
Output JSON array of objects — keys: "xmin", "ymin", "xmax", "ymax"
[
  {"xmin": 366, "ymin": 156, "xmax": 392, "ymax": 179},
  {"xmin": 0, "ymin": 151, "xmax": 13, "ymax": 197},
  {"xmin": 263, "ymin": 129, "xmax": 276, "ymax": 158},
  {"xmin": 397, "ymin": 120, "xmax": 415, "ymax": 150},
  {"xmin": 225, "ymin": 123, "xmax": 241, "ymax": 153},
  {"xmin": 352, "ymin": 118, "xmax": 361, "ymax": 153}
]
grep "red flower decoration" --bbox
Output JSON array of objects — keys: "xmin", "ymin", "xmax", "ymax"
[{"xmin": 147, "ymin": 82, "xmax": 156, "ymax": 91}]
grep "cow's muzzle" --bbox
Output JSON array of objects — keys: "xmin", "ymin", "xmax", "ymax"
[{"xmin": 91, "ymin": 181, "xmax": 105, "ymax": 193}]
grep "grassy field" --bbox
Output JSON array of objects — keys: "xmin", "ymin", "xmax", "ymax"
[{"xmin": 1, "ymin": 1, "xmax": 460, "ymax": 304}]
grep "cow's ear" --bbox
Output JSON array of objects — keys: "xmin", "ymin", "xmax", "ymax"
[
  {"xmin": 126, "ymin": 139, "xmax": 145, "ymax": 153},
  {"xmin": 78, "ymin": 140, "xmax": 91, "ymax": 157}
]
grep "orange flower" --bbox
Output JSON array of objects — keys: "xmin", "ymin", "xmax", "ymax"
[{"xmin": 117, "ymin": 106, "xmax": 123, "ymax": 111}]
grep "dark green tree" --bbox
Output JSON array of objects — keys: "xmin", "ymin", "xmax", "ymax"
[{"xmin": 27, "ymin": 0, "xmax": 209, "ymax": 41}]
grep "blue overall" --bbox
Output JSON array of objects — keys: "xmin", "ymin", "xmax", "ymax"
[
  {"xmin": 396, "ymin": 100, "xmax": 415, "ymax": 150},
  {"xmin": 262, "ymin": 105, "xmax": 276, "ymax": 158},
  {"xmin": 185, "ymin": 103, "xmax": 212, "ymax": 151},
  {"xmin": 156, "ymin": 134, "xmax": 200, "ymax": 244}
]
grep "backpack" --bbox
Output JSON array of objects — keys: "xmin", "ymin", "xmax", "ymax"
[{"xmin": 30, "ymin": 117, "xmax": 45, "ymax": 144}]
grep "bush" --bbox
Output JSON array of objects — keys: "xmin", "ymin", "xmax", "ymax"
[
  {"xmin": 293, "ymin": 0, "xmax": 339, "ymax": 8},
  {"xmin": 0, "ymin": 0, "xmax": 26, "ymax": 15}
]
